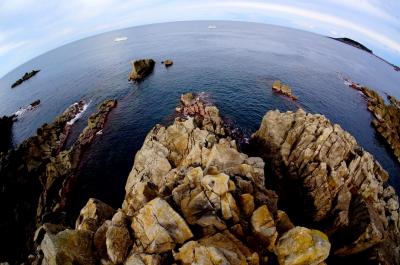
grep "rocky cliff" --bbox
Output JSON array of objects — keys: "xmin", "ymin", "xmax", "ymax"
[
  {"xmin": 2, "ymin": 94, "xmax": 399, "ymax": 265},
  {"xmin": 0, "ymin": 99, "xmax": 116, "ymax": 263},
  {"xmin": 30, "ymin": 94, "xmax": 335, "ymax": 265},
  {"xmin": 250, "ymin": 109, "xmax": 400, "ymax": 264}
]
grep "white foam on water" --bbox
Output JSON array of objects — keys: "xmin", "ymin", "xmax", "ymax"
[{"xmin": 67, "ymin": 101, "xmax": 90, "ymax": 126}]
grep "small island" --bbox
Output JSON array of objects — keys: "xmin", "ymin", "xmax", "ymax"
[
  {"xmin": 330, "ymin": 37, "xmax": 373, "ymax": 54},
  {"xmin": 11, "ymin": 70, "xmax": 40, "ymax": 88}
]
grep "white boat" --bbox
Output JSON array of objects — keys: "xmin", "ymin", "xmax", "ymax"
[
  {"xmin": 114, "ymin": 37, "xmax": 128, "ymax": 42},
  {"xmin": 208, "ymin": 25, "xmax": 217, "ymax": 29}
]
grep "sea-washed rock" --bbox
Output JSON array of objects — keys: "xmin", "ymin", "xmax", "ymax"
[
  {"xmin": 11, "ymin": 69, "xmax": 40, "ymax": 88},
  {"xmin": 250, "ymin": 108, "xmax": 400, "ymax": 264},
  {"xmin": 0, "ymin": 99, "xmax": 116, "ymax": 263},
  {"xmin": 128, "ymin": 59, "xmax": 155, "ymax": 81},
  {"xmin": 161, "ymin": 59, "xmax": 173, "ymax": 67},
  {"xmin": 272, "ymin": 80, "xmax": 297, "ymax": 100},
  {"xmin": 343, "ymin": 80, "xmax": 400, "ymax": 162}
]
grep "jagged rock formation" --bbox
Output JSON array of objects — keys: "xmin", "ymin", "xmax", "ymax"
[
  {"xmin": 250, "ymin": 109, "xmax": 400, "ymax": 264},
  {"xmin": 272, "ymin": 80, "xmax": 297, "ymax": 100},
  {"xmin": 362, "ymin": 88, "xmax": 400, "ymax": 161},
  {"xmin": 32, "ymin": 94, "xmax": 331, "ymax": 265},
  {"xmin": 11, "ymin": 70, "xmax": 40, "ymax": 88},
  {"xmin": 0, "ymin": 99, "xmax": 116, "ymax": 264},
  {"xmin": 344, "ymin": 80, "xmax": 400, "ymax": 162},
  {"xmin": 128, "ymin": 59, "xmax": 155, "ymax": 81},
  {"xmin": 161, "ymin": 59, "xmax": 173, "ymax": 67},
  {"xmin": 0, "ymin": 115, "xmax": 15, "ymax": 153}
]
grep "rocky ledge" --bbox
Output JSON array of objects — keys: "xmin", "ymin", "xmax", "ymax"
[
  {"xmin": 250, "ymin": 109, "xmax": 400, "ymax": 264},
  {"xmin": 128, "ymin": 59, "xmax": 155, "ymax": 81},
  {"xmin": 11, "ymin": 70, "xmax": 40, "ymax": 88},
  {"xmin": 272, "ymin": 80, "xmax": 297, "ymax": 100},
  {"xmin": 345, "ymin": 80, "xmax": 400, "ymax": 162},
  {"xmin": 0, "ymin": 99, "xmax": 116, "ymax": 263}
]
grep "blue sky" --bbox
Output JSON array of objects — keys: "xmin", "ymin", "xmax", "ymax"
[{"xmin": 1, "ymin": 0, "xmax": 399, "ymax": 78}]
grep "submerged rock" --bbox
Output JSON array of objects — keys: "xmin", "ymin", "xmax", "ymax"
[
  {"xmin": 272, "ymin": 80, "xmax": 297, "ymax": 100},
  {"xmin": 11, "ymin": 69, "xmax": 40, "ymax": 88},
  {"xmin": 250, "ymin": 108, "xmax": 400, "ymax": 264},
  {"xmin": 128, "ymin": 59, "xmax": 155, "ymax": 81}
]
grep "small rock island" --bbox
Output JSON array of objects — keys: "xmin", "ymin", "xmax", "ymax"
[
  {"xmin": 272, "ymin": 80, "xmax": 297, "ymax": 100},
  {"xmin": 128, "ymin": 59, "xmax": 155, "ymax": 81},
  {"xmin": 161, "ymin": 59, "xmax": 173, "ymax": 67},
  {"xmin": 11, "ymin": 70, "xmax": 40, "ymax": 88}
]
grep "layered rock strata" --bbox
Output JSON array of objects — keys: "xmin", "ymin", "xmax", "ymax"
[
  {"xmin": 0, "ymin": 99, "xmax": 116, "ymax": 263},
  {"xmin": 250, "ymin": 108, "xmax": 400, "ymax": 264}
]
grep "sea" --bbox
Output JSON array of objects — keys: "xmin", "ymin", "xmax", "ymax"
[{"xmin": 1, "ymin": 21, "xmax": 399, "ymax": 220}]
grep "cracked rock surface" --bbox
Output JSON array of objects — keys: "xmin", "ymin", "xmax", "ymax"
[
  {"xmin": 250, "ymin": 108, "xmax": 400, "ymax": 264},
  {"xmin": 30, "ymin": 94, "xmax": 399, "ymax": 265}
]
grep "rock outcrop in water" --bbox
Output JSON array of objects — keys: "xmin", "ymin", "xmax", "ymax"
[
  {"xmin": 11, "ymin": 70, "xmax": 40, "ymax": 88},
  {"xmin": 250, "ymin": 109, "xmax": 400, "ymax": 264},
  {"xmin": 128, "ymin": 59, "xmax": 155, "ymax": 81},
  {"xmin": 29, "ymin": 94, "xmax": 333, "ymax": 265},
  {"xmin": 344, "ymin": 79, "xmax": 400, "ymax": 162},
  {"xmin": 161, "ymin": 59, "xmax": 173, "ymax": 67},
  {"xmin": 0, "ymin": 99, "xmax": 116, "ymax": 263},
  {"xmin": 272, "ymin": 80, "xmax": 297, "ymax": 100},
  {"xmin": 0, "ymin": 115, "xmax": 15, "ymax": 153}
]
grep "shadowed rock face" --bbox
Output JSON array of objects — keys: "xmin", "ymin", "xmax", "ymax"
[
  {"xmin": 0, "ymin": 99, "xmax": 116, "ymax": 264},
  {"xmin": 128, "ymin": 59, "xmax": 155, "ymax": 81},
  {"xmin": 31, "ymin": 94, "xmax": 332, "ymax": 265},
  {"xmin": 250, "ymin": 108, "xmax": 400, "ymax": 264},
  {"xmin": 0, "ymin": 115, "xmax": 15, "ymax": 153}
]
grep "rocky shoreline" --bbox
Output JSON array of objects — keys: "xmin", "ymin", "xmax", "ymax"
[
  {"xmin": 0, "ymin": 99, "xmax": 116, "ymax": 263},
  {"xmin": 6, "ymin": 93, "xmax": 397, "ymax": 265},
  {"xmin": 343, "ymin": 78, "xmax": 400, "ymax": 162},
  {"xmin": 0, "ymin": 115, "xmax": 15, "ymax": 153}
]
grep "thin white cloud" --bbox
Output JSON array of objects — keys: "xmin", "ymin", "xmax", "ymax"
[{"xmin": 191, "ymin": 1, "xmax": 400, "ymax": 52}]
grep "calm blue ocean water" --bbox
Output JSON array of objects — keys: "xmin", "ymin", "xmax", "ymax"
[{"xmin": 1, "ymin": 21, "xmax": 399, "ymax": 217}]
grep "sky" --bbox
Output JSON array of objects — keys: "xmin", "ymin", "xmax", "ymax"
[{"xmin": 0, "ymin": 0, "xmax": 399, "ymax": 78}]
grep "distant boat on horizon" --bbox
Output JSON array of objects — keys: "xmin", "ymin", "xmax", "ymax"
[
  {"xmin": 114, "ymin": 36, "xmax": 128, "ymax": 42},
  {"xmin": 208, "ymin": 25, "xmax": 217, "ymax": 29}
]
